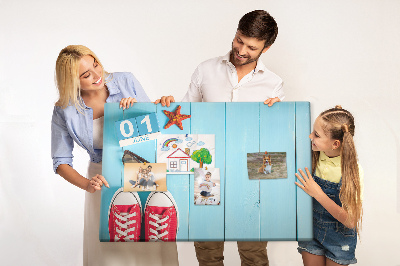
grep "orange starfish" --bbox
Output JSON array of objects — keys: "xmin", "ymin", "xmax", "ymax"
[{"xmin": 163, "ymin": 105, "xmax": 191, "ymax": 130}]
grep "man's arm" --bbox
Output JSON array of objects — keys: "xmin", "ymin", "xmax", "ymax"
[
  {"xmin": 181, "ymin": 66, "xmax": 202, "ymax": 102},
  {"xmin": 263, "ymin": 79, "xmax": 284, "ymax": 107}
]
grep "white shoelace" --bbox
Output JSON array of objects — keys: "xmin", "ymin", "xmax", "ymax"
[
  {"xmin": 114, "ymin": 211, "xmax": 137, "ymax": 241},
  {"xmin": 148, "ymin": 213, "xmax": 169, "ymax": 241}
]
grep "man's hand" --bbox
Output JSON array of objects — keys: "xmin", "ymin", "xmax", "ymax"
[
  {"xmin": 263, "ymin": 97, "xmax": 281, "ymax": 107},
  {"xmin": 154, "ymin": 96, "xmax": 175, "ymax": 107}
]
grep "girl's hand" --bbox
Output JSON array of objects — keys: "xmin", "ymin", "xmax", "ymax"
[
  {"xmin": 295, "ymin": 167, "xmax": 324, "ymax": 198},
  {"xmin": 86, "ymin": 174, "xmax": 110, "ymax": 193},
  {"xmin": 154, "ymin": 96, "xmax": 175, "ymax": 107},
  {"xmin": 120, "ymin": 97, "xmax": 137, "ymax": 110}
]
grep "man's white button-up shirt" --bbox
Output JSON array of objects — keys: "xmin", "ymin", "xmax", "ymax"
[{"xmin": 182, "ymin": 52, "xmax": 284, "ymax": 102}]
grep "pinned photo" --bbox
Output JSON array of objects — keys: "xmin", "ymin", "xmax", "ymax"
[
  {"xmin": 123, "ymin": 163, "xmax": 167, "ymax": 192},
  {"xmin": 194, "ymin": 168, "xmax": 220, "ymax": 205},
  {"xmin": 247, "ymin": 151, "xmax": 287, "ymax": 180}
]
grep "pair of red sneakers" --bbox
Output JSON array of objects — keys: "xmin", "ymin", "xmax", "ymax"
[{"xmin": 108, "ymin": 189, "xmax": 178, "ymax": 242}]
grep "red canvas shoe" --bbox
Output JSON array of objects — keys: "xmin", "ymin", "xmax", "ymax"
[
  {"xmin": 144, "ymin": 191, "xmax": 179, "ymax": 242},
  {"xmin": 108, "ymin": 188, "xmax": 142, "ymax": 242}
]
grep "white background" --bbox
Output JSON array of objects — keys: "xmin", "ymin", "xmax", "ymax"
[{"xmin": 1, "ymin": 0, "xmax": 399, "ymax": 265}]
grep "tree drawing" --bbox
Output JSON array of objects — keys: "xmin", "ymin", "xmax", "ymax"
[{"xmin": 191, "ymin": 148, "xmax": 212, "ymax": 168}]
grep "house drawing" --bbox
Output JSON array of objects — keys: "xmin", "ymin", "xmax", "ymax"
[{"xmin": 167, "ymin": 148, "xmax": 191, "ymax": 172}]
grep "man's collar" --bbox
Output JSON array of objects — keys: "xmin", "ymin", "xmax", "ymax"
[{"xmin": 222, "ymin": 51, "xmax": 266, "ymax": 73}]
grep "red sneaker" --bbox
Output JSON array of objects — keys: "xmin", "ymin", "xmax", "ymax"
[
  {"xmin": 108, "ymin": 188, "xmax": 142, "ymax": 242},
  {"xmin": 144, "ymin": 191, "xmax": 179, "ymax": 242}
]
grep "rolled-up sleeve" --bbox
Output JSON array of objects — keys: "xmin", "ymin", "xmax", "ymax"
[
  {"xmin": 181, "ymin": 66, "xmax": 202, "ymax": 102},
  {"xmin": 272, "ymin": 80, "xmax": 285, "ymax": 101},
  {"xmin": 51, "ymin": 106, "xmax": 74, "ymax": 173}
]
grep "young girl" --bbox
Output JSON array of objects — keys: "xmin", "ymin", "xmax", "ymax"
[
  {"xmin": 51, "ymin": 45, "xmax": 177, "ymax": 265},
  {"xmin": 295, "ymin": 105, "xmax": 363, "ymax": 266}
]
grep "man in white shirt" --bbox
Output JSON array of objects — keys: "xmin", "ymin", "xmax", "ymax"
[{"xmin": 156, "ymin": 10, "xmax": 283, "ymax": 266}]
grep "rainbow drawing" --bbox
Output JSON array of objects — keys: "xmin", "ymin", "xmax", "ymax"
[{"xmin": 162, "ymin": 138, "xmax": 180, "ymax": 148}]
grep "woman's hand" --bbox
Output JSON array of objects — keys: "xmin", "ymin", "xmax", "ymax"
[
  {"xmin": 295, "ymin": 167, "xmax": 324, "ymax": 198},
  {"xmin": 119, "ymin": 97, "xmax": 137, "ymax": 110},
  {"xmin": 154, "ymin": 95, "xmax": 175, "ymax": 107},
  {"xmin": 86, "ymin": 174, "xmax": 110, "ymax": 193}
]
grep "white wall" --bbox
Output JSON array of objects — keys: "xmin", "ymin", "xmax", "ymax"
[{"xmin": 1, "ymin": 0, "xmax": 399, "ymax": 265}]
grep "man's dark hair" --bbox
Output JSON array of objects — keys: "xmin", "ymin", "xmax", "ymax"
[{"xmin": 238, "ymin": 10, "xmax": 278, "ymax": 48}]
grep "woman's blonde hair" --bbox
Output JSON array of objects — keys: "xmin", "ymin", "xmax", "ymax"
[
  {"xmin": 312, "ymin": 105, "xmax": 363, "ymax": 233},
  {"xmin": 55, "ymin": 45, "xmax": 105, "ymax": 111}
]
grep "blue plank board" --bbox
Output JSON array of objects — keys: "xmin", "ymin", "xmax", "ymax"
[
  {"xmin": 295, "ymin": 102, "xmax": 313, "ymax": 241},
  {"xmin": 122, "ymin": 103, "xmax": 157, "ymax": 241},
  {"xmin": 259, "ymin": 102, "xmax": 296, "ymax": 240},
  {"xmin": 189, "ymin": 102, "xmax": 225, "ymax": 241},
  {"xmin": 157, "ymin": 102, "xmax": 191, "ymax": 241},
  {"xmin": 100, "ymin": 102, "xmax": 312, "ymax": 242},
  {"xmin": 225, "ymin": 103, "xmax": 261, "ymax": 241},
  {"xmin": 100, "ymin": 102, "xmax": 124, "ymax": 241}
]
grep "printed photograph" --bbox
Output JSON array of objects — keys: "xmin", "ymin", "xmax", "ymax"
[
  {"xmin": 247, "ymin": 151, "xmax": 287, "ymax": 180},
  {"xmin": 194, "ymin": 168, "xmax": 220, "ymax": 205},
  {"xmin": 123, "ymin": 163, "xmax": 167, "ymax": 192}
]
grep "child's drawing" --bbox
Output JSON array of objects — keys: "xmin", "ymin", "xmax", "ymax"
[
  {"xmin": 247, "ymin": 151, "xmax": 287, "ymax": 179},
  {"xmin": 194, "ymin": 168, "xmax": 220, "ymax": 205},
  {"xmin": 157, "ymin": 134, "xmax": 215, "ymax": 174}
]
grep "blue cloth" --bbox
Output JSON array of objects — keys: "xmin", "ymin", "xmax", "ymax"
[
  {"xmin": 51, "ymin": 72, "xmax": 150, "ymax": 173},
  {"xmin": 298, "ymin": 175, "xmax": 357, "ymax": 265}
]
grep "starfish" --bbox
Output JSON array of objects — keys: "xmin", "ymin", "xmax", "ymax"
[{"xmin": 163, "ymin": 105, "xmax": 191, "ymax": 130}]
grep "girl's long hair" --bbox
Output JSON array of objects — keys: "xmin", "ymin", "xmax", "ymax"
[
  {"xmin": 312, "ymin": 105, "xmax": 362, "ymax": 233},
  {"xmin": 55, "ymin": 45, "xmax": 106, "ymax": 112}
]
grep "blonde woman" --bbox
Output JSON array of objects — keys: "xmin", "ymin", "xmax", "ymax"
[{"xmin": 51, "ymin": 45, "xmax": 178, "ymax": 265}]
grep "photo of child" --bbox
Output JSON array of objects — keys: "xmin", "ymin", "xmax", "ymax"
[
  {"xmin": 194, "ymin": 168, "xmax": 220, "ymax": 205},
  {"xmin": 123, "ymin": 163, "xmax": 167, "ymax": 192}
]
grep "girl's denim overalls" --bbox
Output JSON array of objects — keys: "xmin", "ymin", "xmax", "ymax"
[{"xmin": 298, "ymin": 175, "xmax": 357, "ymax": 265}]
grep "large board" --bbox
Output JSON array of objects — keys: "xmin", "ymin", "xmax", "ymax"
[{"xmin": 100, "ymin": 102, "xmax": 312, "ymax": 242}]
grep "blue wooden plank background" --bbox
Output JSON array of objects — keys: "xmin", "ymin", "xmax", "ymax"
[
  {"xmin": 189, "ymin": 102, "xmax": 225, "ymax": 241},
  {"xmin": 156, "ymin": 102, "xmax": 191, "ymax": 241},
  {"xmin": 100, "ymin": 102, "xmax": 312, "ymax": 242},
  {"xmin": 259, "ymin": 102, "xmax": 296, "ymax": 241},
  {"xmin": 225, "ymin": 103, "xmax": 261, "ymax": 241},
  {"xmin": 295, "ymin": 102, "xmax": 313, "ymax": 241}
]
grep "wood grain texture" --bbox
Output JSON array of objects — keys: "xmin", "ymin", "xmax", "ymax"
[
  {"xmin": 225, "ymin": 103, "xmax": 261, "ymax": 241},
  {"xmin": 295, "ymin": 102, "xmax": 313, "ymax": 241},
  {"xmin": 157, "ymin": 102, "xmax": 191, "ymax": 241},
  {"xmin": 100, "ymin": 102, "xmax": 312, "ymax": 242},
  {"xmin": 100, "ymin": 103, "xmax": 124, "ymax": 241},
  {"xmin": 259, "ymin": 102, "xmax": 296, "ymax": 240},
  {"xmin": 189, "ymin": 102, "xmax": 225, "ymax": 241}
]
